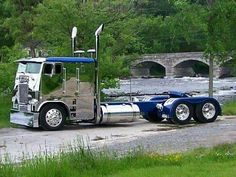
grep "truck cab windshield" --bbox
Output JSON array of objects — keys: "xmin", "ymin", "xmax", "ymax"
[{"xmin": 17, "ymin": 62, "xmax": 41, "ymax": 74}]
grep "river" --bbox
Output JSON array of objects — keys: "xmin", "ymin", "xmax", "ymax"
[{"xmin": 104, "ymin": 77, "xmax": 236, "ymax": 104}]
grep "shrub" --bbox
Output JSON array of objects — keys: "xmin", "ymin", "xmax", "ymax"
[{"xmin": 0, "ymin": 63, "xmax": 17, "ymax": 95}]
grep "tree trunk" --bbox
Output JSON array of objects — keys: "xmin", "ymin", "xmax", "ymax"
[{"xmin": 30, "ymin": 46, "xmax": 36, "ymax": 58}]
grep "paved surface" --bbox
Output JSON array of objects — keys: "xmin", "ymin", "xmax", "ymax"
[{"xmin": 1, "ymin": 116, "xmax": 236, "ymax": 162}]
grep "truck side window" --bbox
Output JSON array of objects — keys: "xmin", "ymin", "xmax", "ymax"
[
  {"xmin": 44, "ymin": 64, "xmax": 53, "ymax": 75},
  {"xmin": 55, "ymin": 64, "xmax": 62, "ymax": 74}
]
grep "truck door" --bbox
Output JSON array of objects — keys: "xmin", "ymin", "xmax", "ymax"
[
  {"xmin": 61, "ymin": 62, "xmax": 95, "ymax": 121},
  {"xmin": 41, "ymin": 62, "xmax": 95, "ymax": 121},
  {"xmin": 75, "ymin": 63, "xmax": 95, "ymax": 120}
]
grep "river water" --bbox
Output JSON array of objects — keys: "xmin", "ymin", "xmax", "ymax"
[{"xmin": 104, "ymin": 77, "xmax": 236, "ymax": 104}]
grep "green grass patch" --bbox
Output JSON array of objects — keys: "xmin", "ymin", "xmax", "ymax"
[
  {"xmin": 222, "ymin": 100, "xmax": 236, "ymax": 115},
  {"xmin": 1, "ymin": 144, "xmax": 236, "ymax": 177},
  {"xmin": 0, "ymin": 95, "xmax": 11, "ymax": 128}
]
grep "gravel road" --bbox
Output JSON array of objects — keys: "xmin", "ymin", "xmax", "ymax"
[{"xmin": 1, "ymin": 116, "xmax": 236, "ymax": 162}]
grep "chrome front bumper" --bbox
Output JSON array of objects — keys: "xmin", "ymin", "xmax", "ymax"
[{"xmin": 10, "ymin": 109, "xmax": 39, "ymax": 127}]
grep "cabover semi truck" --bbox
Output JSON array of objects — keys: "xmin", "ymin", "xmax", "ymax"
[{"xmin": 10, "ymin": 24, "xmax": 221, "ymax": 130}]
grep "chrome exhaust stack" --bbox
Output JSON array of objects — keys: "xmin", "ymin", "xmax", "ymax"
[
  {"xmin": 71, "ymin": 27, "xmax": 77, "ymax": 56},
  {"xmin": 94, "ymin": 24, "xmax": 104, "ymax": 121},
  {"xmin": 94, "ymin": 24, "xmax": 141, "ymax": 124},
  {"xmin": 71, "ymin": 24, "xmax": 141, "ymax": 124}
]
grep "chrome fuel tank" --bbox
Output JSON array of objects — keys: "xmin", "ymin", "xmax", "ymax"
[{"xmin": 98, "ymin": 103, "xmax": 140, "ymax": 124}]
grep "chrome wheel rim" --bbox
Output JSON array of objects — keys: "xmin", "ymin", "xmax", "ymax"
[
  {"xmin": 45, "ymin": 109, "xmax": 63, "ymax": 127},
  {"xmin": 175, "ymin": 104, "xmax": 190, "ymax": 121},
  {"xmin": 202, "ymin": 103, "xmax": 216, "ymax": 119}
]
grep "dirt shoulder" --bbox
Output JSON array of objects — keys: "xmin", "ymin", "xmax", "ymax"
[{"xmin": 0, "ymin": 116, "xmax": 236, "ymax": 162}]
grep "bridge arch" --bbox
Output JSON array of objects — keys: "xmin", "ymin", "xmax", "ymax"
[
  {"xmin": 173, "ymin": 58, "xmax": 209, "ymax": 67},
  {"xmin": 218, "ymin": 59, "xmax": 235, "ymax": 78},
  {"xmin": 131, "ymin": 60, "xmax": 166, "ymax": 77},
  {"xmin": 132, "ymin": 58, "xmax": 167, "ymax": 69},
  {"xmin": 173, "ymin": 59, "xmax": 209, "ymax": 77}
]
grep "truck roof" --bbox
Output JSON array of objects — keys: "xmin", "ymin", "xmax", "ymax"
[
  {"xmin": 16, "ymin": 57, "xmax": 46, "ymax": 63},
  {"xmin": 46, "ymin": 57, "xmax": 95, "ymax": 63},
  {"xmin": 16, "ymin": 57, "xmax": 95, "ymax": 63}
]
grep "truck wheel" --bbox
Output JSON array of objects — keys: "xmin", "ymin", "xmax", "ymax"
[
  {"xmin": 145, "ymin": 111, "xmax": 164, "ymax": 123},
  {"xmin": 39, "ymin": 104, "xmax": 66, "ymax": 130},
  {"xmin": 173, "ymin": 102, "xmax": 193, "ymax": 125},
  {"xmin": 195, "ymin": 101, "xmax": 218, "ymax": 123}
]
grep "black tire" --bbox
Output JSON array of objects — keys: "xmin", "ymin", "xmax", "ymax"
[
  {"xmin": 192, "ymin": 109, "xmax": 204, "ymax": 123},
  {"xmin": 192, "ymin": 116, "xmax": 204, "ymax": 123},
  {"xmin": 39, "ymin": 104, "xmax": 66, "ymax": 130},
  {"xmin": 172, "ymin": 102, "xmax": 193, "ymax": 125},
  {"xmin": 195, "ymin": 101, "xmax": 218, "ymax": 123},
  {"xmin": 145, "ymin": 111, "xmax": 164, "ymax": 123},
  {"xmin": 166, "ymin": 118, "xmax": 175, "ymax": 124}
]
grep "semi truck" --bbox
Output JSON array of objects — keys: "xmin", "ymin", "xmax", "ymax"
[{"xmin": 10, "ymin": 24, "xmax": 221, "ymax": 130}]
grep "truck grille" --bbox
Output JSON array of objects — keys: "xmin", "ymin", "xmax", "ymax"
[
  {"xmin": 19, "ymin": 105, "xmax": 28, "ymax": 112},
  {"xmin": 19, "ymin": 83, "xmax": 28, "ymax": 104}
]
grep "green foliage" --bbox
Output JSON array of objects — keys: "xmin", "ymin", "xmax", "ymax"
[
  {"xmin": 222, "ymin": 101, "xmax": 236, "ymax": 115},
  {"xmin": 0, "ymin": 0, "xmax": 235, "ymax": 91},
  {"xmin": 1, "ymin": 0, "xmax": 235, "ymax": 58},
  {"xmin": 3, "ymin": 0, "xmax": 42, "ymax": 57},
  {"xmin": 33, "ymin": 0, "xmax": 82, "ymax": 56},
  {"xmin": 0, "ymin": 43, "xmax": 28, "ymax": 62},
  {"xmin": 0, "ymin": 0, "xmax": 13, "ymax": 49},
  {"xmin": 0, "ymin": 95, "xmax": 11, "ymax": 128},
  {"xmin": 0, "ymin": 63, "xmax": 17, "ymax": 94},
  {"xmin": 205, "ymin": 0, "xmax": 236, "ymax": 61},
  {"xmin": 1, "ymin": 143, "xmax": 236, "ymax": 177},
  {"xmin": 100, "ymin": 54, "xmax": 129, "ymax": 89},
  {"xmin": 134, "ymin": 0, "xmax": 177, "ymax": 17}
]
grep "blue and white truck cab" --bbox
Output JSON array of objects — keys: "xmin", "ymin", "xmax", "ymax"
[{"xmin": 10, "ymin": 24, "xmax": 221, "ymax": 130}]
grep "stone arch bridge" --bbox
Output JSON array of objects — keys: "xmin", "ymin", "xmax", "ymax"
[{"xmin": 131, "ymin": 52, "xmax": 230, "ymax": 78}]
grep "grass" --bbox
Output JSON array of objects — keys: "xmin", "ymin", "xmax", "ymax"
[
  {"xmin": 108, "ymin": 161, "xmax": 236, "ymax": 177},
  {"xmin": 222, "ymin": 100, "xmax": 236, "ymax": 115},
  {"xmin": 1, "ymin": 143, "xmax": 236, "ymax": 177},
  {"xmin": 0, "ymin": 95, "xmax": 11, "ymax": 128}
]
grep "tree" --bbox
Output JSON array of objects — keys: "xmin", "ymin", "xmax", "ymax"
[
  {"xmin": 205, "ymin": 0, "xmax": 236, "ymax": 59},
  {"xmin": 204, "ymin": 0, "xmax": 236, "ymax": 96},
  {"xmin": 3, "ymin": 0, "xmax": 42, "ymax": 57},
  {"xmin": 134, "ymin": 0, "xmax": 177, "ymax": 17},
  {"xmin": 33, "ymin": 0, "xmax": 83, "ymax": 56},
  {"xmin": 33, "ymin": 0, "xmax": 133, "ymax": 88},
  {"xmin": 134, "ymin": 1, "xmax": 208, "ymax": 53},
  {"xmin": 0, "ymin": 0, "xmax": 14, "ymax": 62}
]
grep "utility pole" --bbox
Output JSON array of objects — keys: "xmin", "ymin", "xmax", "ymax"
[
  {"xmin": 209, "ymin": 55, "xmax": 214, "ymax": 97},
  {"xmin": 207, "ymin": 0, "xmax": 215, "ymax": 97}
]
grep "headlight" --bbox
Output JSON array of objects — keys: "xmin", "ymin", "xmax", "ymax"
[
  {"xmin": 29, "ymin": 99, "xmax": 38, "ymax": 111},
  {"xmin": 28, "ymin": 94, "xmax": 32, "ymax": 101},
  {"xmin": 29, "ymin": 99, "xmax": 38, "ymax": 105}
]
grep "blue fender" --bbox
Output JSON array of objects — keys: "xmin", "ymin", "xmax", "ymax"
[{"xmin": 134, "ymin": 101, "xmax": 162, "ymax": 118}]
